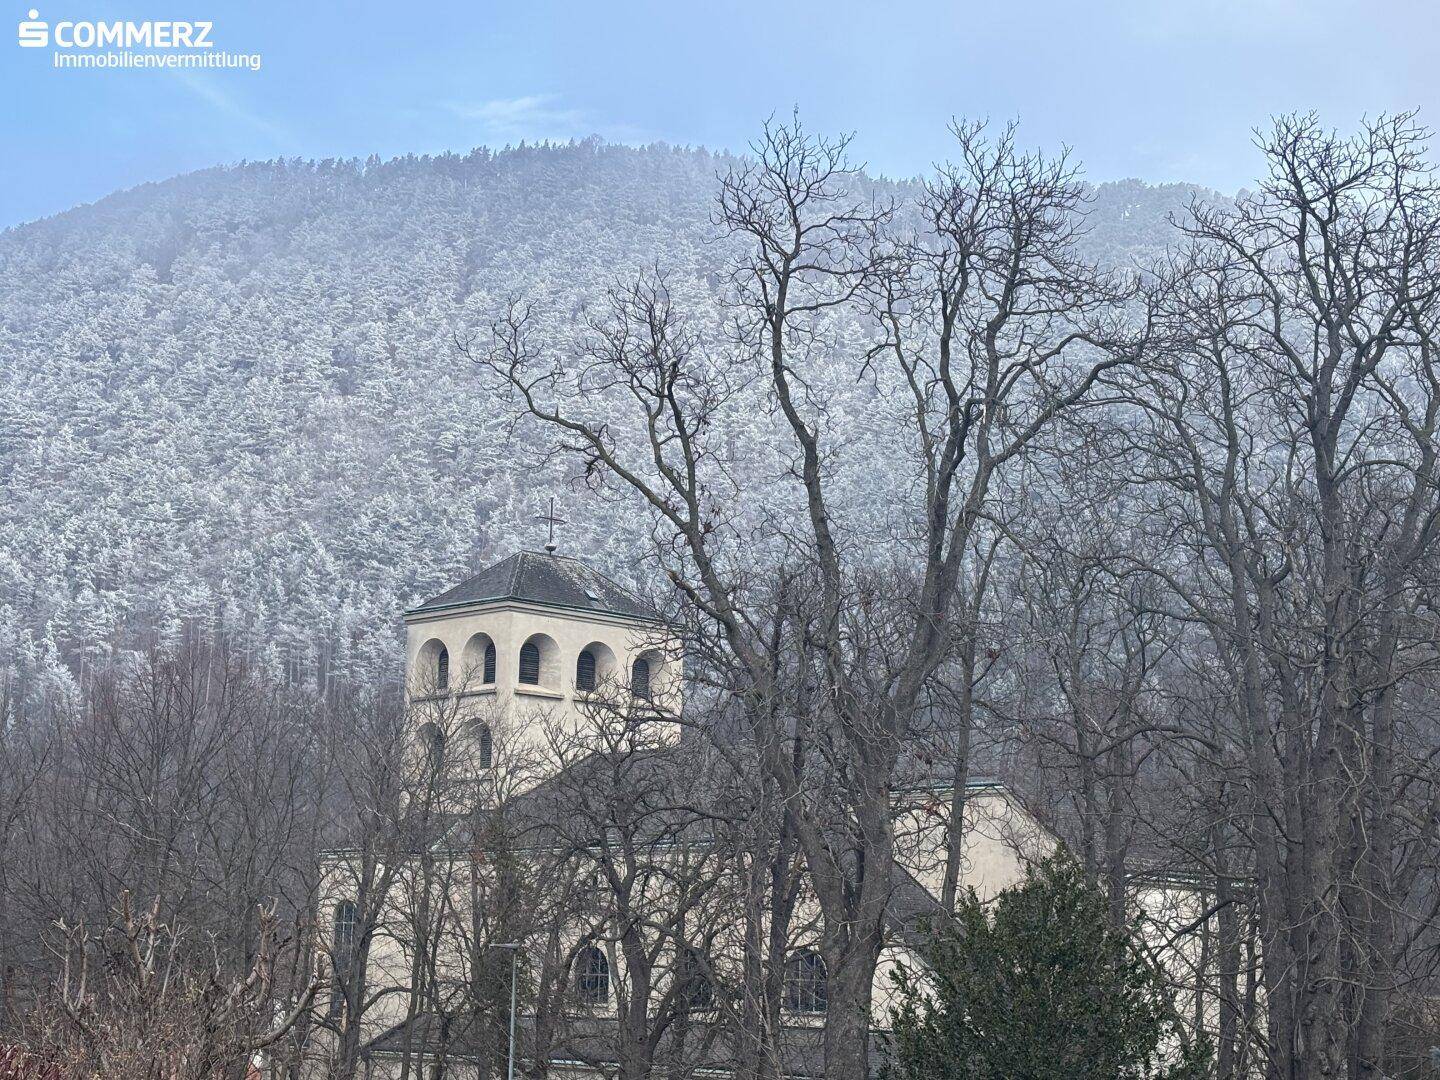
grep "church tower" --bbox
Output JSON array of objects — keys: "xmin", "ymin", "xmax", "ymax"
[{"xmin": 401, "ymin": 550, "xmax": 679, "ymax": 790}]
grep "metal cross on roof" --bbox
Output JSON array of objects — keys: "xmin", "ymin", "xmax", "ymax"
[{"xmin": 537, "ymin": 497, "xmax": 567, "ymax": 554}]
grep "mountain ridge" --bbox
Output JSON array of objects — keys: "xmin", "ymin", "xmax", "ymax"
[
  {"xmin": 1, "ymin": 136, "xmax": 1222, "ymax": 236},
  {"xmin": 0, "ymin": 139, "xmax": 1214, "ymax": 704}
]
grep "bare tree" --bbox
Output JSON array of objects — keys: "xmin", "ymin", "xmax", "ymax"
[
  {"xmin": 318, "ymin": 668, "xmax": 513, "ymax": 1080},
  {"xmin": 515, "ymin": 690, "xmax": 733, "ymax": 1080},
  {"xmin": 26, "ymin": 892, "xmax": 319, "ymax": 1080},
  {"xmin": 0, "ymin": 639, "xmax": 331, "ymax": 1056},
  {"xmin": 0, "ymin": 694, "xmax": 50, "ymax": 1030},
  {"xmin": 1133, "ymin": 112, "xmax": 1440, "ymax": 1080},
  {"xmin": 469, "ymin": 114, "xmax": 1141, "ymax": 1079}
]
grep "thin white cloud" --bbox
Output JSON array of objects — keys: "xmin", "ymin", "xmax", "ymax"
[{"xmin": 176, "ymin": 71, "xmax": 300, "ymax": 153}]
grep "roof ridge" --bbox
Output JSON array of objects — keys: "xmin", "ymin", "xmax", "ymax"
[
  {"xmin": 521, "ymin": 548, "xmax": 628, "ymax": 593},
  {"xmin": 521, "ymin": 548, "xmax": 582, "ymax": 564}
]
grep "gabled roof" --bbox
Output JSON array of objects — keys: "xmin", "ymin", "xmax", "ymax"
[{"xmin": 408, "ymin": 550, "xmax": 659, "ymax": 622}]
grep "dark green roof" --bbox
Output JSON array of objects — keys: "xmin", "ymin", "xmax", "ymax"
[{"xmin": 410, "ymin": 551, "xmax": 657, "ymax": 621}]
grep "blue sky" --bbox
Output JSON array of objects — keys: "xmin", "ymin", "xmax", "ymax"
[{"xmin": 2, "ymin": 0, "xmax": 1437, "ymax": 228}]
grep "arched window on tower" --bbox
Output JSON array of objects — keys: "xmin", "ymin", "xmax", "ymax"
[
  {"xmin": 483, "ymin": 642, "xmax": 496, "ymax": 684},
  {"xmin": 576, "ymin": 649, "xmax": 597, "ymax": 691},
  {"xmin": 574, "ymin": 945, "xmax": 610, "ymax": 1006},
  {"xmin": 783, "ymin": 949, "xmax": 827, "ymax": 1014},
  {"xmin": 519, "ymin": 642, "xmax": 541, "ymax": 685},
  {"xmin": 631, "ymin": 657, "xmax": 652, "ymax": 701},
  {"xmin": 478, "ymin": 725, "xmax": 493, "ymax": 769},
  {"xmin": 436, "ymin": 646, "xmax": 450, "ymax": 691}
]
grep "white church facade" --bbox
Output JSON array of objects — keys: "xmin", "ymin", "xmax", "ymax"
[{"xmin": 315, "ymin": 550, "xmax": 1210, "ymax": 1079}]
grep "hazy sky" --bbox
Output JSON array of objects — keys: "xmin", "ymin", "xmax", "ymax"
[{"xmin": 3, "ymin": 0, "xmax": 1438, "ymax": 227}]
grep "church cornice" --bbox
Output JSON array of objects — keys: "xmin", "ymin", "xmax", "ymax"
[{"xmin": 402, "ymin": 595, "xmax": 664, "ymax": 631}]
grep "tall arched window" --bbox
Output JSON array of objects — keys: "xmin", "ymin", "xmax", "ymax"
[
  {"xmin": 478, "ymin": 725, "xmax": 493, "ymax": 770},
  {"xmin": 783, "ymin": 950, "xmax": 827, "ymax": 1014},
  {"xmin": 330, "ymin": 899, "xmax": 358, "ymax": 1019},
  {"xmin": 519, "ymin": 641, "xmax": 541, "ymax": 685},
  {"xmin": 333, "ymin": 901, "xmax": 358, "ymax": 970},
  {"xmin": 576, "ymin": 649, "xmax": 597, "ymax": 691},
  {"xmin": 483, "ymin": 642, "xmax": 496, "ymax": 684},
  {"xmin": 436, "ymin": 646, "xmax": 450, "ymax": 690},
  {"xmin": 631, "ymin": 657, "xmax": 652, "ymax": 701},
  {"xmin": 574, "ymin": 945, "xmax": 610, "ymax": 1006}
]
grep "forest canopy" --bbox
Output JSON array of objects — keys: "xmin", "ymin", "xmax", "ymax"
[{"xmin": 0, "ymin": 140, "xmax": 1203, "ymax": 708}]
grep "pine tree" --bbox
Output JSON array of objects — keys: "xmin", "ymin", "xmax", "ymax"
[{"xmin": 887, "ymin": 852, "xmax": 1212, "ymax": 1080}]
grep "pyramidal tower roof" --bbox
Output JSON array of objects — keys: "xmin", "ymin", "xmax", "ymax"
[{"xmin": 408, "ymin": 551, "xmax": 659, "ymax": 622}]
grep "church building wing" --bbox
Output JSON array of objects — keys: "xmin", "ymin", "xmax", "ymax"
[{"xmin": 336, "ymin": 550, "xmax": 1208, "ymax": 1080}]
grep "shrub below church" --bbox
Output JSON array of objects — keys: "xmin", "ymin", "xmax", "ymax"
[{"xmin": 886, "ymin": 852, "xmax": 1212, "ymax": 1080}]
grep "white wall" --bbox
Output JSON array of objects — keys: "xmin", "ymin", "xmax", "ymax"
[{"xmin": 403, "ymin": 599, "xmax": 682, "ymax": 781}]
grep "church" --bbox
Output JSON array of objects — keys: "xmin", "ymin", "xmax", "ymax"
[{"xmin": 317, "ymin": 548, "xmax": 1204, "ymax": 1080}]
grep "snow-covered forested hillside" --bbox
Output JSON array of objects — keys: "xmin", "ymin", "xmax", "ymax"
[{"xmin": 0, "ymin": 139, "xmax": 1205, "ymax": 703}]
